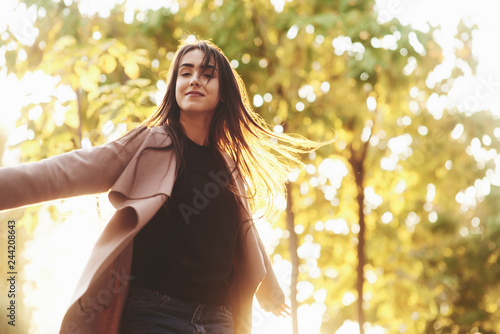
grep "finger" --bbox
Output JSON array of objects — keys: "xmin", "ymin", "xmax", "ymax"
[
  {"xmin": 274, "ymin": 309, "xmax": 283, "ymax": 317},
  {"xmin": 272, "ymin": 304, "xmax": 292, "ymax": 317},
  {"xmin": 279, "ymin": 307, "xmax": 290, "ymax": 317},
  {"xmin": 282, "ymin": 304, "xmax": 291, "ymax": 316}
]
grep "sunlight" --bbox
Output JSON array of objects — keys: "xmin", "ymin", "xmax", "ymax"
[
  {"xmin": 387, "ymin": 134, "xmax": 412, "ymax": 155},
  {"xmin": 0, "ymin": 69, "xmax": 64, "ymax": 164},
  {"xmin": 1, "ymin": 0, "xmax": 500, "ymax": 333},
  {"xmin": 325, "ymin": 218, "xmax": 349, "ymax": 235},
  {"xmin": 335, "ymin": 320, "xmax": 388, "ymax": 334},
  {"xmin": 22, "ymin": 194, "xmax": 113, "ymax": 333},
  {"xmin": 253, "ymin": 302, "xmax": 325, "ymax": 334}
]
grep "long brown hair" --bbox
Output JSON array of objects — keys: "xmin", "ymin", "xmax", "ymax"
[{"xmin": 123, "ymin": 38, "xmax": 333, "ymax": 226}]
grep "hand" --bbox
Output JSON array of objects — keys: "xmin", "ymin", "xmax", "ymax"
[{"xmin": 271, "ymin": 302, "xmax": 291, "ymax": 318}]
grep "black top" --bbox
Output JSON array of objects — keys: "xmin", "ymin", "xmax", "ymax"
[{"xmin": 130, "ymin": 132, "xmax": 240, "ymax": 306}]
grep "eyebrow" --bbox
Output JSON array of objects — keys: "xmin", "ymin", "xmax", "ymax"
[{"xmin": 179, "ymin": 63, "xmax": 218, "ymax": 71}]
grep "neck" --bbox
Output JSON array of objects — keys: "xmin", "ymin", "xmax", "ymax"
[{"xmin": 179, "ymin": 112, "xmax": 213, "ymax": 146}]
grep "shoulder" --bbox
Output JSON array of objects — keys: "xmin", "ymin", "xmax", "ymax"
[
  {"xmin": 148, "ymin": 124, "xmax": 172, "ymax": 146},
  {"xmin": 117, "ymin": 125, "xmax": 172, "ymax": 148}
]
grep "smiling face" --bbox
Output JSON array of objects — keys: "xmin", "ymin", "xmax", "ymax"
[{"xmin": 175, "ymin": 49, "xmax": 221, "ymax": 122}]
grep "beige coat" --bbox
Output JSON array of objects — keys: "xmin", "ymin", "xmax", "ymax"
[{"xmin": 0, "ymin": 126, "xmax": 285, "ymax": 334}]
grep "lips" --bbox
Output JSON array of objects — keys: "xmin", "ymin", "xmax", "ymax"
[{"xmin": 186, "ymin": 91, "xmax": 204, "ymax": 96}]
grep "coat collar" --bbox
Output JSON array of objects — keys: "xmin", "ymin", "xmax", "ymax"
[{"xmin": 108, "ymin": 127, "xmax": 176, "ymax": 207}]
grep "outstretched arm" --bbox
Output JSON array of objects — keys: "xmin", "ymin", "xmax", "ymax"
[
  {"xmin": 0, "ymin": 129, "xmax": 148, "ymax": 211},
  {"xmin": 253, "ymin": 225, "xmax": 292, "ymax": 318}
]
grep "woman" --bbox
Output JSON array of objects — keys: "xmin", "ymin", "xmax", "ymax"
[{"xmin": 0, "ymin": 39, "xmax": 331, "ymax": 334}]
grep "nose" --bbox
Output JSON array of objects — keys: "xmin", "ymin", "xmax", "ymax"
[{"xmin": 190, "ymin": 75, "xmax": 200, "ymax": 87}]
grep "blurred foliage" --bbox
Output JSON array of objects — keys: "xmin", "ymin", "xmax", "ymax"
[{"xmin": 1, "ymin": 0, "xmax": 500, "ymax": 333}]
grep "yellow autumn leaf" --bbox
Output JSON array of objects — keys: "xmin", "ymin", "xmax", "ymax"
[
  {"xmin": 108, "ymin": 41, "xmax": 127, "ymax": 60},
  {"xmin": 64, "ymin": 109, "xmax": 79, "ymax": 128},
  {"xmin": 88, "ymin": 65, "xmax": 101, "ymax": 79},
  {"xmin": 80, "ymin": 72, "xmax": 99, "ymax": 92},
  {"xmin": 268, "ymin": 30, "xmax": 278, "ymax": 45},
  {"xmin": 53, "ymin": 35, "xmax": 77, "ymax": 50},
  {"xmin": 98, "ymin": 54, "xmax": 117, "ymax": 74},
  {"xmin": 391, "ymin": 196, "xmax": 405, "ymax": 216},
  {"xmin": 78, "ymin": 65, "xmax": 101, "ymax": 92},
  {"xmin": 276, "ymin": 46, "xmax": 284, "ymax": 58},
  {"xmin": 124, "ymin": 60, "xmax": 140, "ymax": 79},
  {"xmin": 278, "ymin": 100, "xmax": 288, "ymax": 120}
]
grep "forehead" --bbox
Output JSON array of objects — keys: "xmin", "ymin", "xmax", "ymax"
[{"xmin": 179, "ymin": 48, "xmax": 216, "ymax": 68}]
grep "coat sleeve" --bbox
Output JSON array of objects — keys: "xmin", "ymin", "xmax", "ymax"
[{"xmin": 0, "ymin": 129, "xmax": 149, "ymax": 211}]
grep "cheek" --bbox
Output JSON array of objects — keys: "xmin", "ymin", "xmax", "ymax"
[
  {"xmin": 211, "ymin": 81, "xmax": 220, "ymax": 95},
  {"xmin": 174, "ymin": 84, "xmax": 183, "ymax": 105},
  {"xmin": 175, "ymin": 79, "xmax": 183, "ymax": 91},
  {"xmin": 175, "ymin": 80, "xmax": 184, "ymax": 94}
]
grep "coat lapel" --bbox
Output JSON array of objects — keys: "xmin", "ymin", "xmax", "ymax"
[{"xmin": 108, "ymin": 129, "xmax": 177, "ymax": 208}]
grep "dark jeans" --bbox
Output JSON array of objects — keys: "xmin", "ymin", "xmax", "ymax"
[{"xmin": 120, "ymin": 286, "xmax": 234, "ymax": 334}]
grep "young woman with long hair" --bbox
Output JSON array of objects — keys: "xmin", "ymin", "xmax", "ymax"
[{"xmin": 0, "ymin": 38, "xmax": 332, "ymax": 334}]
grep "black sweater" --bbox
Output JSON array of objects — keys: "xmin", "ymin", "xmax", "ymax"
[{"xmin": 130, "ymin": 133, "xmax": 240, "ymax": 306}]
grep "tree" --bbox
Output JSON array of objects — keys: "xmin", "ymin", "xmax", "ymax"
[{"xmin": 2, "ymin": 1, "xmax": 500, "ymax": 333}]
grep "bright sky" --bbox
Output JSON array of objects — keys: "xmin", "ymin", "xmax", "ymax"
[{"xmin": 1, "ymin": 1, "xmax": 499, "ymax": 333}]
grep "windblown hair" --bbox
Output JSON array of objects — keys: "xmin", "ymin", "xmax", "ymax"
[{"xmin": 124, "ymin": 38, "xmax": 332, "ymax": 226}]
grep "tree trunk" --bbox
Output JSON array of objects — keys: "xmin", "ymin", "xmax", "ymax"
[
  {"xmin": 76, "ymin": 87, "xmax": 83, "ymax": 149},
  {"xmin": 354, "ymin": 166, "xmax": 365, "ymax": 334},
  {"xmin": 286, "ymin": 181, "xmax": 300, "ymax": 334},
  {"xmin": 348, "ymin": 143, "xmax": 368, "ymax": 334}
]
